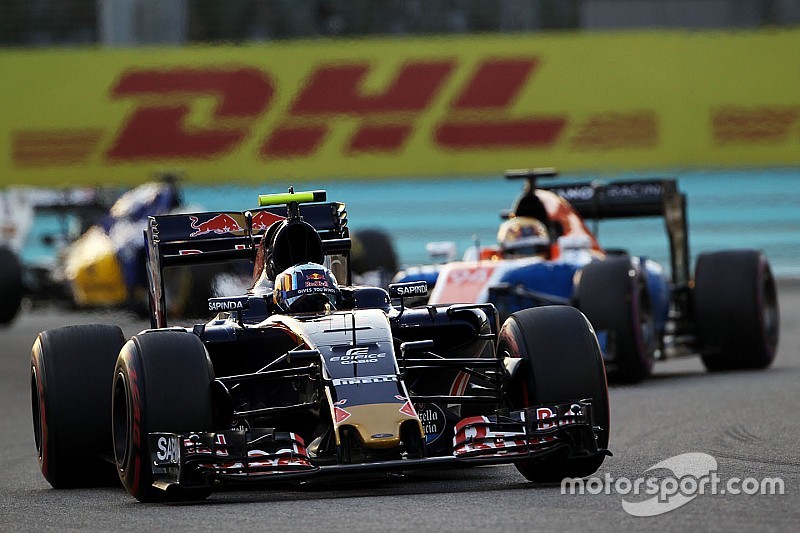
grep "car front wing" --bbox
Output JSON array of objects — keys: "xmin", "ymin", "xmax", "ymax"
[{"xmin": 147, "ymin": 400, "xmax": 607, "ymax": 491}]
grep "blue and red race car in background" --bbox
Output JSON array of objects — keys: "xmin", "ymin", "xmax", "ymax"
[
  {"xmin": 394, "ymin": 168, "xmax": 779, "ymax": 382},
  {"xmin": 0, "ymin": 176, "xmax": 218, "ymax": 323}
]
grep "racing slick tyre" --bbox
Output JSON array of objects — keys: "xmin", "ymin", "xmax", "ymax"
[
  {"xmin": 31, "ymin": 324, "xmax": 126, "ymax": 488},
  {"xmin": 498, "ymin": 306, "xmax": 609, "ymax": 483},
  {"xmin": 694, "ymin": 250, "xmax": 779, "ymax": 371},
  {"xmin": 0, "ymin": 246, "xmax": 23, "ymax": 324},
  {"xmin": 112, "ymin": 331, "xmax": 214, "ymax": 502},
  {"xmin": 575, "ymin": 256, "xmax": 657, "ymax": 383}
]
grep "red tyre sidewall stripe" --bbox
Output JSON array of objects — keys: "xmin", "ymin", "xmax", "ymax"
[
  {"xmin": 118, "ymin": 347, "xmax": 146, "ymax": 499},
  {"xmin": 128, "ymin": 362, "xmax": 143, "ymax": 496},
  {"xmin": 33, "ymin": 343, "xmax": 50, "ymax": 478}
]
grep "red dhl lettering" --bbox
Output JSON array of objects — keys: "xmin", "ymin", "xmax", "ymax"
[
  {"xmin": 290, "ymin": 61, "xmax": 455, "ymax": 115},
  {"xmin": 437, "ymin": 58, "xmax": 567, "ymax": 149},
  {"xmin": 284, "ymin": 61, "xmax": 453, "ymax": 155},
  {"xmin": 101, "ymin": 58, "xmax": 570, "ymax": 161},
  {"xmin": 107, "ymin": 68, "xmax": 274, "ymax": 160},
  {"xmin": 13, "ymin": 58, "xmax": 727, "ymax": 168}
]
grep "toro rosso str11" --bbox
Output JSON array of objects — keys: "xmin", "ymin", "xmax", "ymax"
[
  {"xmin": 394, "ymin": 169, "xmax": 779, "ymax": 383},
  {"xmin": 31, "ymin": 189, "xmax": 610, "ymax": 502}
]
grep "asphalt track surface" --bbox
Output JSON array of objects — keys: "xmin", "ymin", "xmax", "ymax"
[{"xmin": 2, "ymin": 283, "xmax": 799, "ymax": 532}]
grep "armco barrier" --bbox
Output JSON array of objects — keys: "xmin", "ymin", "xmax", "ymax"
[{"xmin": 1, "ymin": 29, "xmax": 799, "ymax": 186}]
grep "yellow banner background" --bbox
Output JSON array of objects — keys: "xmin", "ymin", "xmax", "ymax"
[{"xmin": 1, "ymin": 29, "xmax": 799, "ymax": 186}]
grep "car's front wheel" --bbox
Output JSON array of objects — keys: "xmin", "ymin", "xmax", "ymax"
[
  {"xmin": 498, "ymin": 306, "xmax": 609, "ymax": 483},
  {"xmin": 112, "ymin": 331, "xmax": 215, "ymax": 502}
]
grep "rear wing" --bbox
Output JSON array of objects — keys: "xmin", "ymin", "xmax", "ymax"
[
  {"xmin": 145, "ymin": 195, "xmax": 350, "ymax": 328},
  {"xmin": 21, "ymin": 186, "xmax": 114, "ymax": 226},
  {"xmin": 505, "ymin": 169, "xmax": 688, "ymax": 286},
  {"xmin": 540, "ymin": 178, "xmax": 689, "ymax": 287},
  {"xmin": 540, "ymin": 179, "xmax": 677, "ymax": 219}
]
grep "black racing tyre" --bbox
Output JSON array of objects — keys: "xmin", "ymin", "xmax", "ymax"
[
  {"xmin": 498, "ymin": 306, "xmax": 610, "ymax": 483},
  {"xmin": 112, "ymin": 331, "xmax": 214, "ymax": 502},
  {"xmin": 31, "ymin": 324, "xmax": 126, "ymax": 488},
  {"xmin": 575, "ymin": 257, "xmax": 656, "ymax": 383},
  {"xmin": 694, "ymin": 250, "xmax": 779, "ymax": 371},
  {"xmin": 350, "ymin": 229, "xmax": 399, "ymax": 277},
  {"xmin": 0, "ymin": 246, "xmax": 23, "ymax": 324}
]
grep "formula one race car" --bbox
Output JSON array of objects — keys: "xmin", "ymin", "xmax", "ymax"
[
  {"xmin": 31, "ymin": 189, "xmax": 609, "ymax": 502},
  {"xmin": 394, "ymin": 169, "xmax": 779, "ymax": 383},
  {"xmin": 57, "ymin": 175, "xmax": 224, "ymax": 318},
  {"xmin": 0, "ymin": 177, "xmax": 213, "ymax": 323},
  {"xmin": 0, "ymin": 186, "xmax": 114, "ymax": 324}
]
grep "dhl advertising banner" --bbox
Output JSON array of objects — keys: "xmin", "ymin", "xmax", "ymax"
[{"xmin": 1, "ymin": 30, "xmax": 799, "ymax": 186}]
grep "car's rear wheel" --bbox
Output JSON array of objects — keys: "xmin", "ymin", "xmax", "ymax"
[
  {"xmin": 576, "ymin": 256, "xmax": 656, "ymax": 383},
  {"xmin": 694, "ymin": 250, "xmax": 779, "ymax": 371},
  {"xmin": 498, "ymin": 306, "xmax": 609, "ymax": 483},
  {"xmin": 112, "ymin": 331, "xmax": 214, "ymax": 502},
  {"xmin": 31, "ymin": 324, "xmax": 125, "ymax": 488},
  {"xmin": 0, "ymin": 246, "xmax": 23, "ymax": 324}
]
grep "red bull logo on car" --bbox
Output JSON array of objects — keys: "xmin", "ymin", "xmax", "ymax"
[
  {"xmin": 189, "ymin": 214, "xmax": 243, "ymax": 237},
  {"xmin": 251, "ymin": 211, "xmax": 285, "ymax": 233}
]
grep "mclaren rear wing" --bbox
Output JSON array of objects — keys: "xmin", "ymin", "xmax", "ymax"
[{"xmin": 145, "ymin": 196, "xmax": 350, "ymax": 328}]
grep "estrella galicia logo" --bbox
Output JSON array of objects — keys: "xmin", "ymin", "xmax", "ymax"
[{"xmin": 415, "ymin": 403, "xmax": 446, "ymax": 444}]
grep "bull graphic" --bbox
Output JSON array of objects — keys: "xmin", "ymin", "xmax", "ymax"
[{"xmin": 189, "ymin": 214, "xmax": 243, "ymax": 237}]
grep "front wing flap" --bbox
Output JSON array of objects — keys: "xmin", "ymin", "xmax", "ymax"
[
  {"xmin": 453, "ymin": 401, "xmax": 601, "ymax": 460},
  {"xmin": 147, "ymin": 401, "xmax": 605, "ymax": 490},
  {"xmin": 149, "ymin": 428, "xmax": 316, "ymax": 487}
]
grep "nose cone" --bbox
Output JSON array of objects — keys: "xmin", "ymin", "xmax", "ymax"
[{"xmin": 337, "ymin": 403, "xmax": 422, "ymax": 449}]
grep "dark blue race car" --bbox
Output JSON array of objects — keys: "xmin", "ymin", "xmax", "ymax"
[
  {"xmin": 394, "ymin": 169, "xmax": 779, "ymax": 383},
  {"xmin": 31, "ymin": 188, "xmax": 610, "ymax": 501}
]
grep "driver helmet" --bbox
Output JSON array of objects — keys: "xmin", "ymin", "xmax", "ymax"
[
  {"xmin": 497, "ymin": 216, "xmax": 550, "ymax": 257},
  {"xmin": 273, "ymin": 262, "xmax": 340, "ymax": 314}
]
